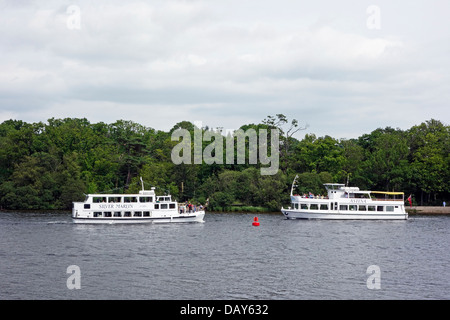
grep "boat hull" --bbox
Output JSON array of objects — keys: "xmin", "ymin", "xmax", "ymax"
[
  {"xmin": 72, "ymin": 211, "xmax": 205, "ymax": 224},
  {"xmin": 281, "ymin": 209, "xmax": 407, "ymax": 220}
]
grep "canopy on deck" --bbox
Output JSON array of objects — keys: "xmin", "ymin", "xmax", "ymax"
[{"xmin": 371, "ymin": 191, "xmax": 404, "ymax": 195}]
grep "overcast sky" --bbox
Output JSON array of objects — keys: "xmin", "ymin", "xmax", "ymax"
[{"xmin": 1, "ymin": 0, "xmax": 449, "ymax": 139}]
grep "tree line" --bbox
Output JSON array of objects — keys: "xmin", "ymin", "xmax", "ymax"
[{"xmin": 0, "ymin": 116, "xmax": 448, "ymax": 211}]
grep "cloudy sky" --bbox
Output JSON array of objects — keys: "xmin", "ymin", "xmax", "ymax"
[{"xmin": 1, "ymin": 0, "xmax": 449, "ymax": 139}]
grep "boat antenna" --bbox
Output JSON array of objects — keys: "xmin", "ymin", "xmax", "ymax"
[{"xmin": 140, "ymin": 176, "xmax": 144, "ymax": 191}]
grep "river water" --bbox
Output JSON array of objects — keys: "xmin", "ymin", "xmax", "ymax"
[{"xmin": 0, "ymin": 211, "xmax": 449, "ymax": 300}]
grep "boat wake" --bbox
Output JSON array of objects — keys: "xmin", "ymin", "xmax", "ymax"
[{"xmin": 47, "ymin": 220, "xmax": 69, "ymax": 225}]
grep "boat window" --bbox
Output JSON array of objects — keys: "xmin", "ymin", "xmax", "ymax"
[
  {"xmin": 124, "ymin": 212, "xmax": 132, "ymax": 217},
  {"xmin": 349, "ymin": 205, "xmax": 357, "ymax": 211},
  {"xmin": 155, "ymin": 204, "xmax": 159, "ymax": 209},
  {"xmin": 310, "ymin": 204, "xmax": 319, "ymax": 210},
  {"xmin": 386, "ymin": 206, "xmax": 394, "ymax": 212},
  {"xmin": 109, "ymin": 197, "xmax": 121, "ymax": 203},
  {"xmin": 124, "ymin": 197, "xmax": 137, "ymax": 203},
  {"xmin": 93, "ymin": 212, "xmax": 102, "ymax": 217},
  {"xmin": 354, "ymin": 193, "xmax": 370, "ymax": 199},
  {"xmin": 368, "ymin": 206, "xmax": 376, "ymax": 211},
  {"xmin": 93, "ymin": 197, "xmax": 107, "ymax": 203},
  {"xmin": 143, "ymin": 211, "xmax": 150, "ymax": 217},
  {"xmin": 358, "ymin": 205, "xmax": 367, "ymax": 211},
  {"xmin": 139, "ymin": 197, "xmax": 153, "ymax": 203},
  {"xmin": 134, "ymin": 211, "xmax": 142, "ymax": 217},
  {"xmin": 320, "ymin": 204, "xmax": 328, "ymax": 210},
  {"xmin": 84, "ymin": 204, "xmax": 91, "ymax": 209},
  {"xmin": 294, "ymin": 203, "xmax": 299, "ymax": 209},
  {"xmin": 301, "ymin": 204, "xmax": 308, "ymax": 210},
  {"xmin": 340, "ymin": 205, "xmax": 348, "ymax": 211},
  {"xmin": 104, "ymin": 212, "xmax": 112, "ymax": 217},
  {"xmin": 169, "ymin": 203, "xmax": 176, "ymax": 209},
  {"xmin": 161, "ymin": 203, "xmax": 168, "ymax": 209},
  {"xmin": 377, "ymin": 206, "xmax": 384, "ymax": 212},
  {"xmin": 113, "ymin": 212, "xmax": 121, "ymax": 217}
]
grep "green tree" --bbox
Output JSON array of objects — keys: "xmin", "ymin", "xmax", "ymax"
[
  {"xmin": 294, "ymin": 172, "xmax": 333, "ymax": 196},
  {"xmin": 293, "ymin": 134, "xmax": 345, "ymax": 179},
  {"xmin": 0, "ymin": 117, "xmax": 448, "ymax": 211},
  {"xmin": 339, "ymin": 139, "xmax": 368, "ymax": 188},
  {"xmin": 408, "ymin": 120, "xmax": 449, "ymax": 204},
  {"xmin": 209, "ymin": 191, "xmax": 235, "ymax": 210},
  {"xmin": 262, "ymin": 114, "xmax": 306, "ymax": 172},
  {"xmin": 108, "ymin": 120, "xmax": 153, "ymax": 187},
  {"xmin": 360, "ymin": 128, "xmax": 410, "ymax": 191}
]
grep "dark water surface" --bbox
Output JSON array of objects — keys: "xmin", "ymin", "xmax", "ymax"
[{"xmin": 0, "ymin": 211, "xmax": 449, "ymax": 299}]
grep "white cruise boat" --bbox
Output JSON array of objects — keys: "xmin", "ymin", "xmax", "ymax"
[
  {"xmin": 281, "ymin": 176, "xmax": 408, "ymax": 220},
  {"xmin": 72, "ymin": 182, "xmax": 205, "ymax": 224}
]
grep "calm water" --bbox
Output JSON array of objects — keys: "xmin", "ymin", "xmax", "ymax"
[{"xmin": 0, "ymin": 211, "xmax": 449, "ymax": 300}]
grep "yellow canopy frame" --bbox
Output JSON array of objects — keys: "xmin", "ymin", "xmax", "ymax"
[{"xmin": 371, "ymin": 191, "xmax": 404, "ymax": 195}]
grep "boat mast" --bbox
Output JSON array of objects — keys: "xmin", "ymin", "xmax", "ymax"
[
  {"xmin": 140, "ymin": 176, "xmax": 144, "ymax": 192},
  {"xmin": 291, "ymin": 175, "xmax": 298, "ymax": 196}
]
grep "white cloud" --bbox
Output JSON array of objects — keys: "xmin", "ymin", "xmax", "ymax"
[
  {"xmin": 0, "ymin": 110, "xmax": 18, "ymax": 124},
  {"xmin": 0, "ymin": 0, "xmax": 449, "ymax": 138}
]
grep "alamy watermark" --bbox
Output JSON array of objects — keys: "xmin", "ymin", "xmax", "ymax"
[
  {"xmin": 67, "ymin": 5, "xmax": 81, "ymax": 30},
  {"xmin": 366, "ymin": 265, "xmax": 381, "ymax": 290},
  {"xmin": 366, "ymin": 5, "xmax": 381, "ymax": 30},
  {"xmin": 171, "ymin": 121, "xmax": 279, "ymax": 175},
  {"xmin": 66, "ymin": 265, "xmax": 81, "ymax": 290}
]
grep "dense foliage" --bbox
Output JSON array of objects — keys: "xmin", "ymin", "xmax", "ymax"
[{"xmin": 0, "ymin": 117, "xmax": 448, "ymax": 211}]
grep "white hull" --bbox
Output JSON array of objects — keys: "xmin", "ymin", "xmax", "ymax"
[
  {"xmin": 281, "ymin": 208, "xmax": 407, "ymax": 220},
  {"xmin": 72, "ymin": 211, "xmax": 205, "ymax": 224}
]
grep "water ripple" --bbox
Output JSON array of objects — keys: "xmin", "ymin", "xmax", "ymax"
[{"xmin": 0, "ymin": 212, "xmax": 449, "ymax": 299}]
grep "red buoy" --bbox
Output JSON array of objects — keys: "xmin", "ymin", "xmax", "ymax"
[{"xmin": 252, "ymin": 216, "xmax": 260, "ymax": 226}]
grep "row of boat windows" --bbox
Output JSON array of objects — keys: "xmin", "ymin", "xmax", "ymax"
[
  {"xmin": 84, "ymin": 203, "xmax": 176, "ymax": 210},
  {"xmin": 155, "ymin": 203, "xmax": 176, "ymax": 209},
  {"xmin": 293, "ymin": 203, "xmax": 399, "ymax": 212},
  {"xmin": 93, "ymin": 211, "xmax": 151, "ymax": 217},
  {"xmin": 91, "ymin": 204, "xmax": 177, "ymax": 217},
  {"xmin": 92, "ymin": 196, "xmax": 153, "ymax": 203}
]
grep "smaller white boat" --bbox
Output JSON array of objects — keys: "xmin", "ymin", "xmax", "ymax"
[
  {"xmin": 281, "ymin": 175, "xmax": 408, "ymax": 220},
  {"xmin": 72, "ymin": 179, "xmax": 205, "ymax": 224}
]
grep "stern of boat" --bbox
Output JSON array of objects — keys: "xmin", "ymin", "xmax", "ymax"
[{"xmin": 72, "ymin": 202, "xmax": 85, "ymax": 219}]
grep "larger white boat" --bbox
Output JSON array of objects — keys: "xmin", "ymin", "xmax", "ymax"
[
  {"xmin": 72, "ymin": 181, "xmax": 205, "ymax": 224},
  {"xmin": 281, "ymin": 176, "xmax": 408, "ymax": 220}
]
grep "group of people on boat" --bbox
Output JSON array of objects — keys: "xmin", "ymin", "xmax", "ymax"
[
  {"xmin": 179, "ymin": 202, "xmax": 204, "ymax": 214},
  {"xmin": 294, "ymin": 192, "xmax": 327, "ymax": 199}
]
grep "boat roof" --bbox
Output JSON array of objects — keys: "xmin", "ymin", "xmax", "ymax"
[
  {"xmin": 86, "ymin": 189, "xmax": 156, "ymax": 197},
  {"xmin": 324, "ymin": 184, "xmax": 366, "ymax": 193},
  {"xmin": 323, "ymin": 183, "xmax": 345, "ymax": 190},
  {"xmin": 323, "ymin": 184, "xmax": 405, "ymax": 196}
]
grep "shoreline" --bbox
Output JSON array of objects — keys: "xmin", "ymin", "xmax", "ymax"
[{"xmin": 406, "ymin": 206, "xmax": 450, "ymax": 215}]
